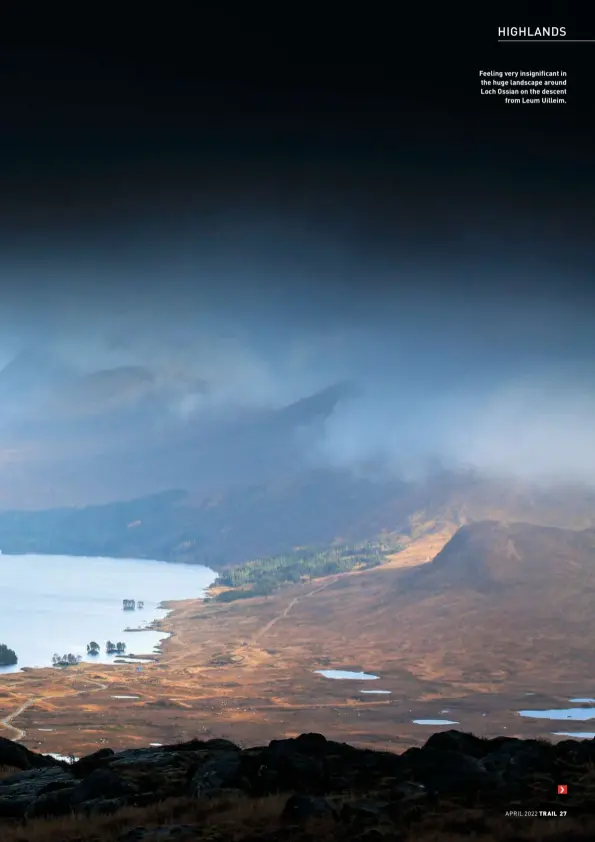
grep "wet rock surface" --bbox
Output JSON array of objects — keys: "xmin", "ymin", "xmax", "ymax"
[{"xmin": 0, "ymin": 729, "xmax": 594, "ymax": 838}]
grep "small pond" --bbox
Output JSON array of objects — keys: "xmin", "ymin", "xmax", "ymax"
[
  {"xmin": 359, "ymin": 689, "xmax": 391, "ymax": 694},
  {"xmin": 413, "ymin": 719, "xmax": 459, "ymax": 725},
  {"xmin": 314, "ymin": 669, "xmax": 379, "ymax": 681},
  {"xmin": 519, "ymin": 708, "xmax": 595, "ymax": 721},
  {"xmin": 553, "ymin": 732, "xmax": 595, "ymax": 739}
]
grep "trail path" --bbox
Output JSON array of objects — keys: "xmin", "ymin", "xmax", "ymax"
[
  {"xmin": 253, "ymin": 576, "xmax": 340, "ymax": 642},
  {"xmin": 0, "ymin": 675, "xmax": 108, "ymax": 742}
]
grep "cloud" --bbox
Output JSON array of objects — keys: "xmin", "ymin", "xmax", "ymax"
[{"xmin": 0, "ymin": 200, "xmax": 594, "ymax": 488}]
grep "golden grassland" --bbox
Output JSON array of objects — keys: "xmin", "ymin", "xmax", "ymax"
[{"xmin": 1, "ymin": 528, "xmax": 594, "ymax": 762}]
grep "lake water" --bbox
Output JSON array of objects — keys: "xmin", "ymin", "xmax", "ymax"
[
  {"xmin": 0, "ymin": 553, "xmax": 216, "ymax": 672},
  {"xmin": 413, "ymin": 719, "xmax": 459, "ymax": 725},
  {"xmin": 314, "ymin": 669, "xmax": 379, "ymax": 680}
]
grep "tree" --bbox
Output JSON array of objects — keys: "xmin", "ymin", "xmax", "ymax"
[
  {"xmin": 52, "ymin": 652, "xmax": 82, "ymax": 667},
  {"xmin": 0, "ymin": 644, "xmax": 18, "ymax": 666},
  {"xmin": 115, "ymin": 642, "xmax": 126, "ymax": 654},
  {"xmin": 87, "ymin": 641, "xmax": 100, "ymax": 655}
]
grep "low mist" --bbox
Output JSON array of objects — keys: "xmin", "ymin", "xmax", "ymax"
[{"xmin": 0, "ymin": 198, "xmax": 594, "ymax": 496}]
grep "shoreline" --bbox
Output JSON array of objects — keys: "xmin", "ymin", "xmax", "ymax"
[{"xmin": 2, "ymin": 538, "xmax": 595, "ymax": 758}]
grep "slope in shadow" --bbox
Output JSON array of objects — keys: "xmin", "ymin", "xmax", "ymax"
[{"xmin": 399, "ymin": 519, "xmax": 595, "ymax": 598}]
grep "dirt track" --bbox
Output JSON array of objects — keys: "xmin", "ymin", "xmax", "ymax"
[{"xmin": 0, "ymin": 529, "xmax": 592, "ymax": 757}]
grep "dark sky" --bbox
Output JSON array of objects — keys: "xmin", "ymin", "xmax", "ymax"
[
  {"xmin": 2, "ymin": 7, "xmax": 594, "ymax": 225},
  {"xmin": 1, "ymin": 6, "xmax": 593, "ymax": 301},
  {"xmin": 0, "ymin": 9, "xmax": 594, "ymax": 487}
]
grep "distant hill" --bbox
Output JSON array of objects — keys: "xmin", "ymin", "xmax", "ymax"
[
  {"xmin": 367, "ymin": 521, "xmax": 595, "ymax": 688},
  {"xmin": 1, "ymin": 347, "xmax": 595, "ymax": 569},
  {"xmin": 0, "ymin": 474, "xmax": 594, "ymax": 574},
  {"xmin": 263, "ymin": 519, "xmax": 595, "ymax": 695},
  {"xmin": 401, "ymin": 519, "xmax": 595, "ymax": 594}
]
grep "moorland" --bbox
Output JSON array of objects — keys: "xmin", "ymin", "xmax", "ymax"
[{"xmin": 2, "ymin": 521, "xmax": 595, "ymax": 762}]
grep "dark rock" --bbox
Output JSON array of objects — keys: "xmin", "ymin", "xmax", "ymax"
[
  {"xmin": 71, "ymin": 746, "xmax": 115, "ymax": 777},
  {"xmin": 281, "ymin": 793, "xmax": 337, "ymax": 822},
  {"xmin": 38, "ymin": 779, "xmax": 76, "ymax": 796},
  {"xmin": 110, "ymin": 749, "xmax": 190, "ymax": 769},
  {"xmin": 261, "ymin": 743, "xmax": 325, "ymax": 793},
  {"xmin": 70, "ymin": 768, "xmax": 137, "ymax": 804},
  {"xmin": 292, "ymin": 732, "xmax": 328, "ymax": 755},
  {"xmin": 25, "ymin": 785, "xmax": 77, "ymax": 818},
  {"xmin": 119, "ymin": 826, "xmax": 198, "ymax": 841},
  {"xmin": 402, "ymin": 747, "xmax": 498, "ymax": 795},
  {"xmin": 0, "ymin": 796, "xmax": 32, "ymax": 818},
  {"xmin": 0, "ymin": 737, "xmax": 63, "ymax": 771},
  {"xmin": 74, "ymin": 796, "xmax": 128, "ymax": 815},
  {"xmin": 0, "ymin": 765, "xmax": 74, "ymax": 809},
  {"xmin": 392, "ymin": 781, "xmax": 426, "ymax": 799},
  {"xmin": 0, "ymin": 728, "xmax": 594, "ymax": 837},
  {"xmin": 190, "ymin": 751, "xmax": 242, "ymax": 795},
  {"xmin": 160, "ymin": 738, "xmax": 211, "ymax": 752},
  {"xmin": 340, "ymin": 798, "xmax": 390, "ymax": 824},
  {"xmin": 350, "ymin": 831, "xmax": 400, "ymax": 842},
  {"xmin": 423, "ymin": 729, "xmax": 491, "ymax": 758},
  {"xmin": 204, "ymin": 738, "xmax": 241, "ymax": 752}
]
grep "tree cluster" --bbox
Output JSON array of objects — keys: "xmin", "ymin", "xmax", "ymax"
[
  {"xmin": 0, "ymin": 643, "xmax": 17, "ymax": 665},
  {"xmin": 52, "ymin": 653, "xmax": 82, "ymax": 666},
  {"xmin": 214, "ymin": 541, "xmax": 399, "ymax": 601},
  {"xmin": 105, "ymin": 641, "xmax": 127, "ymax": 654}
]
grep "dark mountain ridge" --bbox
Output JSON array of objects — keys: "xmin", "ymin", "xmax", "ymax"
[{"xmin": 1, "ymin": 348, "xmax": 595, "ymax": 568}]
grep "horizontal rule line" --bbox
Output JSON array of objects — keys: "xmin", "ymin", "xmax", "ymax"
[{"xmin": 498, "ymin": 39, "xmax": 595, "ymax": 43}]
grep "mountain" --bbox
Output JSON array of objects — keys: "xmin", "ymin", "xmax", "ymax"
[
  {"xmin": 401, "ymin": 519, "xmax": 595, "ymax": 595},
  {"xmin": 1, "ymin": 347, "xmax": 595, "ymax": 568},
  {"xmin": 303, "ymin": 520, "xmax": 595, "ymax": 693},
  {"xmin": 0, "ymin": 347, "xmax": 358, "ymax": 508}
]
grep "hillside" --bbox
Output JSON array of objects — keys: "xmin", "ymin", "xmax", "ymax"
[
  {"xmin": 1, "ymin": 349, "xmax": 595, "ymax": 568},
  {"xmin": 2, "ymin": 522, "xmax": 595, "ymax": 784},
  {"xmin": 0, "ymin": 473, "xmax": 594, "ymax": 572},
  {"xmin": 274, "ymin": 520, "xmax": 595, "ymax": 693}
]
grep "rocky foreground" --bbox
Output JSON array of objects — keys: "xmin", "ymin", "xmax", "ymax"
[{"xmin": 0, "ymin": 730, "xmax": 594, "ymax": 841}]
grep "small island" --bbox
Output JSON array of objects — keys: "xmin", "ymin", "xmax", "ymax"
[
  {"xmin": 0, "ymin": 643, "xmax": 18, "ymax": 666},
  {"xmin": 106, "ymin": 641, "xmax": 127, "ymax": 655},
  {"xmin": 123, "ymin": 599, "xmax": 144, "ymax": 610},
  {"xmin": 52, "ymin": 653, "xmax": 82, "ymax": 667}
]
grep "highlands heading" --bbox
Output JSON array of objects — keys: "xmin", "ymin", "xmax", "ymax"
[{"xmin": 498, "ymin": 27, "xmax": 566, "ymax": 38}]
